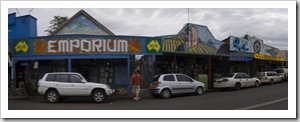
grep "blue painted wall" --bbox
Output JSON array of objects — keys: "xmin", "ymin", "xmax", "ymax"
[{"xmin": 8, "ymin": 13, "xmax": 37, "ymax": 44}]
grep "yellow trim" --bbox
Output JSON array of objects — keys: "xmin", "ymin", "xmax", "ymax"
[{"xmin": 254, "ymin": 53, "xmax": 284, "ymax": 61}]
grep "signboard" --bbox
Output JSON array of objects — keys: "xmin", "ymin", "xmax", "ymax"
[
  {"xmin": 146, "ymin": 38, "xmax": 162, "ymax": 55},
  {"xmin": 12, "ymin": 36, "xmax": 163, "ymax": 56},
  {"xmin": 254, "ymin": 53, "xmax": 284, "ymax": 61},
  {"xmin": 229, "ymin": 56, "xmax": 252, "ymax": 62}
]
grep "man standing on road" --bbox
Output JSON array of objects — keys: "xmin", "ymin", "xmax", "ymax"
[{"xmin": 130, "ymin": 70, "xmax": 142, "ymax": 101}]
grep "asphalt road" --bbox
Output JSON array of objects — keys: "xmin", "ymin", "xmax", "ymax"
[{"xmin": 8, "ymin": 82, "xmax": 288, "ymax": 110}]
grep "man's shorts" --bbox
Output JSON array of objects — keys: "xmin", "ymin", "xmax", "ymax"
[{"xmin": 131, "ymin": 85, "xmax": 140, "ymax": 94}]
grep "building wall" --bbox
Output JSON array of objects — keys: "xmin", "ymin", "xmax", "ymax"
[
  {"xmin": 55, "ymin": 14, "xmax": 111, "ymax": 35},
  {"xmin": 8, "ymin": 13, "xmax": 37, "ymax": 44}
]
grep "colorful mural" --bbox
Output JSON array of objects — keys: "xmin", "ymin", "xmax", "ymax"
[
  {"xmin": 229, "ymin": 35, "xmax": 279, "ymax": 56},
  {"xmin": 56, "ymin": 14, "xmax": 111, "ymax": 35},
  {"xmin": 162, "ymin": 23, "xmax": 223, "ymax": 54},
  {"xmin": 12, "ymin": 36, "xmax": 162, "ymax": 56},
  {"xmin": 261, "ymin": 44, "xmax": 279, "ymax": 56},
  {"xmin": 278, "ymin": 50, "xmax": 288, "ymax": 61}
]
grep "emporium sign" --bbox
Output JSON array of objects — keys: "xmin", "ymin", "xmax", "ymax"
[
  {"xmin": 12, "ymin": 36, "xmax": 163, "ymax": 55},
  {"xmin": 254, "ymin": 53, "xmax": 284, "ymax": 61}
]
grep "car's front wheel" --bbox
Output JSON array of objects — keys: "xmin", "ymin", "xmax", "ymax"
[
  {"xmin": 254, "ymin": 81, "xmax": 260, "ymax": 88},
  {"xmin": 235, "ymin": 83, "xmax": 241, "ymax": 91},
  {"xmin": 195, "ymin": 87, "xmax": 204, "ymax": 95},
  {"xmin": 270, "ymin": 79, "xmax": 274, "ymax": 85},
  {"xmin": 160, "ymin": 89, "xmax": 171, "ymax": 99},
  {"xmin": 46, "ymin": 89, "xmax": 60, "ymax": 103},
  {"xmin": 92, "ymin": 90, "xmax": 105, "ymax": 103}
]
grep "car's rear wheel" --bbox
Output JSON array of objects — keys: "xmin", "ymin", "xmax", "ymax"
[
  {"xmin": 195, "ymin": 87, "xmax": 204, "ymax": 95},
  {"xmin": 46, "ymin": 90, "xmax": 60, "ymax": 103},
  {"xmin": 270, "ymin": 79, "xmax": 274, "ymax": 85},
  {"xmin": 254, "ymin": 81, "xmax": 260, "ymax": 88},
  {"xmin": 235, "ymin": 83, "xmax": 241, "ymax": 91},
  {"xmin": 92, "ymin": 90, "xmax": 105, "ymax": 103},
  {"xmin": 160, "ymin": 89, "xmax": 171, "ymax": 99}
]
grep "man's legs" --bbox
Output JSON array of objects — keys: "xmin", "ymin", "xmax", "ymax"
[{"xmin": 135, "ymin": 86, "xmax": 140, "ymax": 100}]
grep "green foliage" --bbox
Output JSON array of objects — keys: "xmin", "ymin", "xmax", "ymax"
[{"xmin": 45, "ymin": 16, "xmax": 68, "ymax": 35}]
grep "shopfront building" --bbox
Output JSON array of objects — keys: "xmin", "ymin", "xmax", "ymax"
[
  {"xmin": 152, "ymin": 23, "xmax": 230, "ymax": 89},
  {"xmin": 11, "ymin": 10, "xmax": 162, "ymax": 95}
]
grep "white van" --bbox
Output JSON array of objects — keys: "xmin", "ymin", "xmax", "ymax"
[{"xmin": 275, "ymin": 68, "xmax": 288, "ymax": 81}]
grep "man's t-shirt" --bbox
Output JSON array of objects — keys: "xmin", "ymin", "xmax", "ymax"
[{"xmin": 130, "ymin": 74, "xmax": 141, "ymax": 86}]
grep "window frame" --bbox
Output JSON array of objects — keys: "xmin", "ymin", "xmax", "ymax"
[
  {"xmin": 163, "ymin": 75, "xmax": 176, "ymax": 82},
  {"xmin": 70, "ymin": 74, "xmax": 83, "ymax": 83}
]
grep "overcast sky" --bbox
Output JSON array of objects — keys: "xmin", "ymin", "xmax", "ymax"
[{"xmin": 8, "ymin": 8, "xmax": 288, "ymax": 50}]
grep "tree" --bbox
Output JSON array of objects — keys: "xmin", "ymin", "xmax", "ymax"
[{"xmin": 45, "ymin": 16, "xmax": 68, "ymax": 35}]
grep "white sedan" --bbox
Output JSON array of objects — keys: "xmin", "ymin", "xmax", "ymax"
[{"xmin": 214, "ymin": 72, "xmax": 260, "ymax": 90}]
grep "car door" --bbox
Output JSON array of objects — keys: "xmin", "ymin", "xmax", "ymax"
[
  {"xmin": 162, "ymin": 75, "xmax": 178, "ymax": 93},
  {"xmin": 54, "ymin": 74, "xmax": 72, "ymax": 96},
  {"xmin": 273, "ymin": 72, "xmax": 281, "ymax": 82},
  {"xmin": 243, "ymin": 73, "xmax": 254, "ymax": 87},
  {"xmin": 69, "ymin": 74, "xmax": 88, "ymax": 96},
  {"xmin": 234, "ymin": 73, "xmax": 246, "ymax": 87},
  {"xmin": 176, "ymin": 75, "xmax": 195, "ymax": 93}
]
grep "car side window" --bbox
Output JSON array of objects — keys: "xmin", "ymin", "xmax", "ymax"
[
  {"xmin": 243, "ymin": 73, "xmax": 250, "ymax": 78},
  {"xmin": 70, "ymin": 74, "xmax": 83, "ymax": 83},
  {"xmin": 55, "ymin": 74, "xmax": 69, "ymax": 83},
  {"xmin": 176, "ymin": 75, "xmax": 185, "ymax": 81},
  {"xmin": 46, "ymin": 74, "xmax": 56, "ymax": 81},
  {"xmin": 176, "ymin": 75, "xmax": 193, "ymax": 82},
  {"xmin": 163, "ymin": 75, "xmax": 175, "ymax": 81},
  {"xmin": 267, "ymin": 72, "xmax": 272, "ymax": 76},
  {"xmin": 234, "ymin": 74, "xmax": 242, "ymax": 78}
]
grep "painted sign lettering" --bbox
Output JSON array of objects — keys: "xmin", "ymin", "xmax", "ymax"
[
  {"xmin": 34, "ymin": 38, "xmax": 141, "ymax": 54},
  {"xmin": 254, "ymin": 53, "xmax": 284, "ymax": 61},
  {"xmin": 12, "ymin": 36, "xmax": 163, "ymax": 56}
]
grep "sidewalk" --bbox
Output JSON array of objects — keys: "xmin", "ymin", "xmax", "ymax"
[{"xmin": 8, "ymin": 89, "xmax": 152, "ymax": 100}]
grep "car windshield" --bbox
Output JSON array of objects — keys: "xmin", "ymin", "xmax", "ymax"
[
  {"xmin": 152, "ymin": 75, "xmax": 160, "ymax": 82},
  {"xmin": 255, "ymin": 72, "xmax": 264, "ymax": 77},
  {"xmin": 275, "ymin": 69, "xmax": 284, "ymax": 73},
  {"xmin": 223, "ymin": 73, "xmax": 235, "ymax": 78}
]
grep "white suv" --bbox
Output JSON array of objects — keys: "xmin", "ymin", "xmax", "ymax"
[{"xmin": 38, "ymin": 72, "xmax": 114, "ymax": 103}]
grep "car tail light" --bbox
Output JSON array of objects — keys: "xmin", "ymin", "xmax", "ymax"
[{"xmin": 156, "ymin": 81, "xmax": 161, "ymax": 85}]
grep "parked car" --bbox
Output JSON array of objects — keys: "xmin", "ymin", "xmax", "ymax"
[
  {"xmin": 214, "ymin": 72, "xmax": 260, "ymax": 90},
  {"xmin": 275, "ymin": 68, "xmax": 288, "ymax": 81},
  {"xmin": 254, "ymin": 71, "xmax": 283, "ymax": 84},
  {"xmin": 38, "ymin": 72, "xmax": 115, "ymax": 103},
  {"xmin": 149, "ymin": 73, "xmax": 206, "ymax": 99}
]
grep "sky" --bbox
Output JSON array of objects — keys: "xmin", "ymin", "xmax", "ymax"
[{"xmin": 8, "ymin": 8, "xmax": 288, "ymax": 50}]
